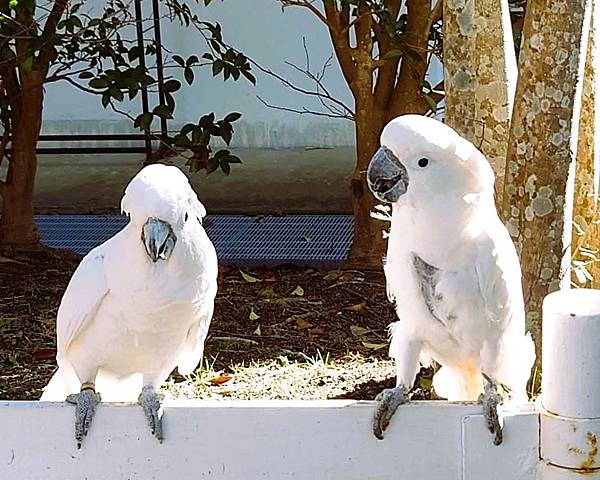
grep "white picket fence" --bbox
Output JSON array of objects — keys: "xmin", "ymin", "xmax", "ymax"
[{"xmin": 0, "ymin": 289, "xmax": 599, "ymax": 480}]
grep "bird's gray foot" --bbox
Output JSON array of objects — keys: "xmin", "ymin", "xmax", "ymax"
[
  {"xmin": 372, "ymin": 385, "xmax": 409, "ymax": 440},
  {"xmin": 66, "ymin": 384, "xmax": 101, "ymax": 449},
  {"xmin": 138, "ymin": 385, "xmax": 163, "ymax": 442},
  {"xmin": 479, "ymin": 377, "xmax": 503, "ymax": 446}
]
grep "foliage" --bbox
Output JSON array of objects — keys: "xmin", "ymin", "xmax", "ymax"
[{"xmin": 0, "ymin": 0, "xmax": 254, "ymax": 175}]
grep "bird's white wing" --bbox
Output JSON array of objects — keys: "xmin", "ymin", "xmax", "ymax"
[
  {"xmin": 176, "ymin": 230, "xmax": 218, "ymax": 376},
  {"xmin": 474, "ymin": 225, "xmax": 525, "ymax": 332},
  {"xmin": 176, "ymin": 303, "xmax": 214, "ymax": 375},
  {"xmin": 56, "ymin": 248, "xmax": 110, "ymax": 359}
]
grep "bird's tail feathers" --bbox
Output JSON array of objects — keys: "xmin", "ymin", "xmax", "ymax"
[
  {"xmin": 432, "ymin": 366, "xmax": 483, "ymax": 401},
  {"xmin": 504, "ymin": 332, "xmax": 536, "ymax": 403},
  {"xmin": 39, "ymin": 362, "xmax": 80, "ymax": 401}
]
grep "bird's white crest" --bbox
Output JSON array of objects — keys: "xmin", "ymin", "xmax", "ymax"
[
  {"xmin": 121, "ymin": 163, "xmax": 207, "ymax": 226},
  {"xmin": 381, "ymin": 115, "xmax": 496, "ymax": 197}
]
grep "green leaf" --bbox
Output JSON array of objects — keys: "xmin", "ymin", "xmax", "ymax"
[
  {"xmin": 361, "ymin": 341, "xmax": 388, "ymax": 351},
  {"xmin": 240, "ymin": 270, "xmax": 259, "ymax": 283},
  {"xmin": 249, "ymin": 307, "xmax": 260, "ymax": 321},
  {"xmin": 199, "ymin": 112, "xmax": 215, "ymax": 127},
  {"xmin": 172, "ymin": 54, "xmax": 185, "ymax": 66},
  {"xmin": 184, "ymin": 67, "xmax": 194, "ymax": 85},
  {"xmin": 78, "ymin": 71, "xmax": 94, "ymax": 79},
  {"xmin": 291, "ymin": 286, "xmax": 304, "ymax": 297},
  {"xmin": 253, "ymin": 324, "xmax": 261, "ymax": 336},
  {"xmin": 423, "ymin": 94, "xmax": 438, "ymax": 113},
  {"xmin": 240, "ymin": 69, "xmax": 256, "ymax": 85},
  {"xmin": 89, "ymin": 78, "xmax": 108, "ymax": 89},
  {"xmin": 153, "ymin": 104, "xmax": 173, "ymax": 119},
  {"xmin": 212, "ymin": 59, "xmax": 224, "ymax": 76},
  {"xmin": 173, "ymin": 133, "xmax": 191, "ymax": 148},
  {"xmin": 350, "ymin": 325, "xmax": 371, "ymax": 337},
  {"xmin": 101, "ymin": 92, "xmax": 111, "ymax": 108},
  {"xmin": 220, "ymin": 160, "xmax": 231, "ymax": 175},
  {"xmin": 163, "ymin": 79, "xmax": 181, "ymax": 93},
  {"xmin": 224, "ymin": 112, "xmax": 242, "ymax": 123},
  {"xmin": 207, "ymin": 157, "xmax": 219, "ymax": 174},
  {"xmin": 224, "ymin": 154, "xmax": 242, "ymax": 164},
  {"xmin": 134, "ymin": 112, "xmax": 153, "ymax": 130},
  {"xmin": 382, "ymin": 49, "xmax": 403, "ymax": 60},
  {"xmin": 186, "ymin": 55, "xmax": 199, "ymax": 66}
]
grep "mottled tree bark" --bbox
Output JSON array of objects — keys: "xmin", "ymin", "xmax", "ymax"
[
  {"xmin": 572, "ymin": 9, "xmax": 599, "ymax": 287},
  {"xmin": 501, "ymin": 0, "xmax": 589, "ymax": 362},
  {"xmin": 443, "ymin": 0, "xmax": 516, "ymax": 199}
]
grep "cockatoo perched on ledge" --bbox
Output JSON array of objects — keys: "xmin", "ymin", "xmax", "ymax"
[
  {"xmin": 40, "ymin": 164, "xmax": 218, "ymax": 447},
  {"xmin": 366, "ymin": 115, "xmax": 535, "ymax": 445}
]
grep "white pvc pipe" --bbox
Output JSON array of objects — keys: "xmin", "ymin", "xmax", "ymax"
[
  {"xmin": 540, "ymin": 289, "xmax": 600, "ymax": 478},
  {"xmin": 542, "ymin": 289, "xmax": 600, "ymax": 418}
]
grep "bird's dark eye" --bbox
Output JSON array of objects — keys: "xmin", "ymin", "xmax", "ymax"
[
  {"xmin": 184, "ymin": 212, "xmax": 189, "ymax": 222},
  {"xmin": 418, "ymin": 157, "xmax": 429, "ymax": 168}
]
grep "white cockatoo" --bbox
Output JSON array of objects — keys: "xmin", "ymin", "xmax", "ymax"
[
  {"xmin": 366, "ymin": 115, "xmax": 535, "ymax": 445},
  {"xmin": 40, "ymin": 164, "xmax": 218, "ymax": 447}
]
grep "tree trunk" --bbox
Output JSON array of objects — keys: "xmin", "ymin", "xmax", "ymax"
[
  {"xmin": 572, "ymin": 7, "xmax": 599, "ymax": 287},
  {"xmin": 347, "ymin": 106, "xmax": 388, "ymax": 267},
  {"xmin": 443, "ymin": 0, "xmax": 516, "ymax": 199},
  {"xmin": 0, "ymin": 75, "xmax": 44, "ymax": 246},
  {"xmin": 501, "ymin": 0, "xmax": 589, "ymax": 365}
]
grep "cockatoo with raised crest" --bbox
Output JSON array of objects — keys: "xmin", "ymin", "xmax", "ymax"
[
  {"xmin": 40, "ymin": 164, "xmax": 218, "ymax": 448},
  {"xmin": 366, "ymin": 115, "xmax": 535, "ymax": 445}
]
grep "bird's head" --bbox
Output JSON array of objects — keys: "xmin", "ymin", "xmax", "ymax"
[
  {"xmin": 367, "ymin": 115, "xmax": 495, "ymax": 207},
  {"xmin": 121, "ymin": 164, "xmax": 207, "ymax": 263}
]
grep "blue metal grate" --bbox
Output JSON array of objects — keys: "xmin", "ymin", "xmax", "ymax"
[{"xmin": 35, "ymin": 214, "xmax": 353, "ymax": 267}]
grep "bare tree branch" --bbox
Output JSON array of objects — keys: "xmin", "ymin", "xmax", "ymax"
[
  {"xmin": 249, "ymin": 56, "xmax": 354, "ymax": 117},
  {"xmin": 279, "ymin": 0, "xmax": 329, "ymax": 26},
  {"xmin": 38, "ymin": 0, "xmax": 69, "ymax": 77},
  {"xmin": 428, "ymin": 0, "xmax": 443, "ymax": 29},
  {"xmin": 257, "ymin": 95, "xmax": 352, "ymax": 119}
]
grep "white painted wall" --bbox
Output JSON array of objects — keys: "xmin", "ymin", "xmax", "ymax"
[
  {"xmin": 42, "ymin": 1, "xmax": 443, "ymax": 148},
  {"xmin": 0, "ymin": 400, "xmax": 537, "ymax": 480}
]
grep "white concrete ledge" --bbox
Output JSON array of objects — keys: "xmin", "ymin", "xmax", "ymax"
[{"xmin": 0, "ymin": 400, "xmax": 539, "ymax": 480}]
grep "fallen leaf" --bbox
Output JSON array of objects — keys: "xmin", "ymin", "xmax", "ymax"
[
  {"xmin": 350, "ymin": 325, "xmax": 371, "ymax": 337},
  {"xmin": 240, "ymin": 270, "xmax": 260, "ymax": 283},
  {"xmin": 346, "ymin": 302, "xmax": 366, "ymax": 312},
  {"xmin": 309, "ymin": 327, "xmax": 325, "ymax": 336},
  {"xmin": 361, "ymin": 341, "xmax": 388, "ymax": 350},
  {"xmin": 210, "ymin": 374, "xmax": 232, "ymax": 385},
  {"xmin": 249, "ymin": 307, "xmax": 260, "ymax": 321},
  {"xmin": 259, "ymin": 287, "xmax": 276, "ymax": 299},
  {"xmin": 254, "ymin": 325, "xmax": 262, "ymax": 336},
  {"xmin": 291, "ymin": 286, "xmax": 304, "ymax": 296},
  {"xmin": 296, "ymin": 317, "xmax": 313, "ymax": 330},
  {"xmin": 323, "ymin": 270, "xmax": 343, "ymax": 281}
]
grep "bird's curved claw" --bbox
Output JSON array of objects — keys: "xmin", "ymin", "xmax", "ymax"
[
  {"xmin": 66, "ymin": 387, "xmax": 101, "ymax": 449},
  {"xmin": 480, "ymin": 379, "xmax": 503, "ymax": 446},
  {"xmin": 372, "ymin": 385, "xmax": 409, "ymax": 440},
  {"xmin": 139, "ymin": 385, "xmax": 163, "ymax": 443}
]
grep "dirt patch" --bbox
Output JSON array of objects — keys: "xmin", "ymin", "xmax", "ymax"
[{"xmin": 0, "ymin": 248, "xmax": 435, "ymax": 401}]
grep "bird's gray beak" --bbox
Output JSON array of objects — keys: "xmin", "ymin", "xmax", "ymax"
[
  {"xmin": 142, "ymin": 217, "xmax": 177, "ymax": 263},
  {"xmin": 367, "ymin": 146, "xmax": 409, "ymax": 203}
]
